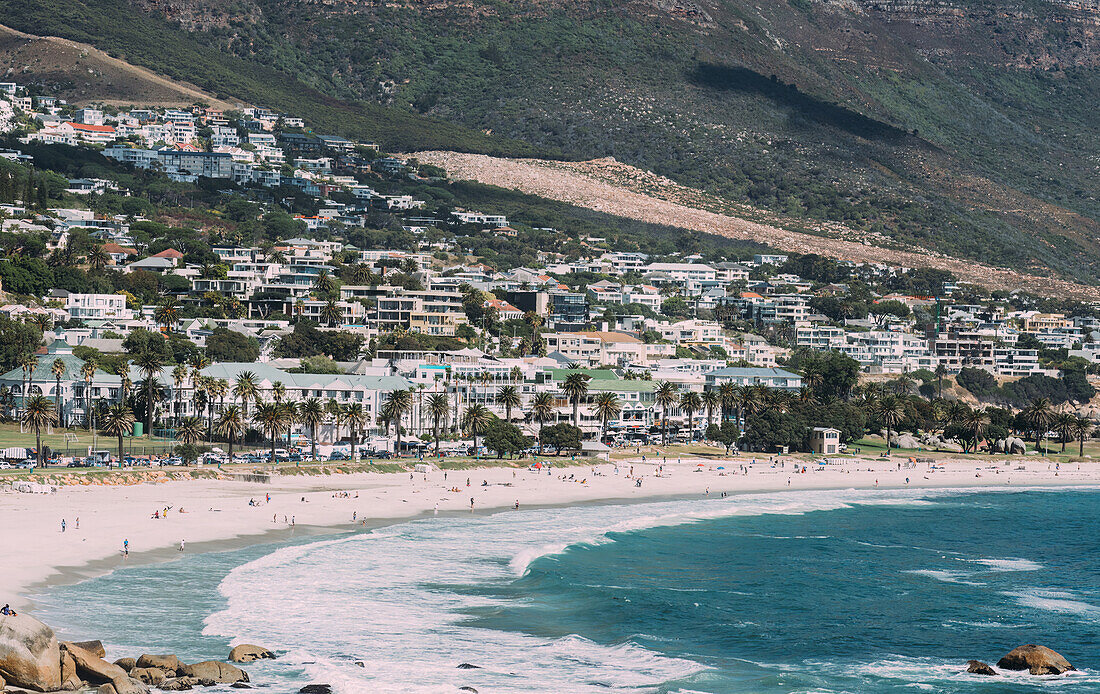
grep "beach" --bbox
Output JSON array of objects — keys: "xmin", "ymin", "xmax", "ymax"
[{"xmin": 4, "ymin": 454, "xmax": 1098, "ymax": 608}]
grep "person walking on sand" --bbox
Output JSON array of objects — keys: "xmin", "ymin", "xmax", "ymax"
[
  {"xmin": 61, "ymin": 519, "xmax": 66, "ymax": 532},
  {"xmin": 470, "ymin": 497, "xmax": 475, "ymax": 510},
  {"xmin": 179, "ymin": 540, "xmax": 185, "ymax": 552},
  {"xmin": 75, "ymin": 517, "xmax": 79, "ymax": 530},
  {"xmin": 123, "ymin": 539, "xmax": 129, "ymax": 555}
]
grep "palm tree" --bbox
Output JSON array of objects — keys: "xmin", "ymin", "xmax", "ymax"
[
  {"xmin": 132, "ymin": 351, "xmax": 164, "ymax": 438},
  {"xmin": 50, "ymin": 358, "xmax": 66, "ymax": 423},
  {"xmin": 320, "ymin": 299, "xmax": 341, "ymax": 327},
  {"xmin": 462, "ymin": 403, "xmax": 493, "ymax": 453},
  {"xmin": 962, "ymin": 408, "xmax": 989, "ymax": 453},
  {"xmin": 155, "ymin": 297, "xmax": 180, "ymax": 333},
  {"xmin": 428, "ymin": 393, "xmax": 449, "ymax": 457},
  {"xmin": 1054, "ymin": 412, "xmax": 1076, "ymax": 453},
  {"xmin": 87, "ymin": 244, "xmax": 110, "ymax": 271},
  {"xmin": 510, "ymin": 366, "xmax": 523, "ymax": 383},
  {"xmin": 80, "ymin": 360, "xmax": 97, "ymax": 428},
  {"xmin": 1073, "ymin": 415, "xmax": 1092, "ymax": 458},
  {"xmin": 1023, "ymin": 397, "xmax": 1054, "ymax": 455},
  {"xmin": 252, "ymin": 402, "xmax": 289, "ymax": 464},
  {"xmin": 934, "ymin": 363, "xmax": 947, "ymax": 399},
  {"xmin": 655, "ymin": 381, "xmax": 678, "ymax": 446},
  {"xmin": 20, "ymin": 354, "xmax": 38, "ymax": 410},
  {"xmin": 314, "ymin": 269, "xmax": 336, "ymax": 296},
  {"xmin": 702, "ymin": 389, "xmax": 720, "ymax": 429},
  {"xmin": 298, "ymin": 398, "xmax": 325, "ymax": 461},
  {"xmin": 384, "ymin": 390, "xmax": 412, "ymax": 455},
  {"xmin": 280, "ymin": 401, "xmax": 298, "ymax": 447},
  {"xmin": 873, "ymin": 395, "xmax": 906, "ymax": 454},
  {"xmin": 21, "ymin": 395, "xmax": 57, "ymax": 467},
  {"xmin": 326, "ymin": 399, "xmax": 344, "ymax": 443},
  {"xmin": 215, "ymin": 404, "xmax": 244, "ymax": 463},
  {"xmin": 593, "ymin": 392, "xmax": 621, "ymax": 442},
  {"xmin": 679, "ymin": 390, "xmax": 702, "ymax": 442},
  {"xmin": 530, "ymin": 391, "xmax": 556, "ymax": 454},
  {"xmin": 171, "ymin": 364, "xmax": 189, "ymax": 425},
  {"xmin": 233, "ymin": 371, "xmax": 261, "ymax": 421},
  {"xmin": 561, "ymin": 372, "xmax": 590, "ymax": 429},
  {"xmin": 31, "ymin": 313, "xmax": 51, "ymax": 333},
  {"xmin": 496, "ymin": 385, "xmax": 521, "ymax": 422},
  {"xmin": 343, "ymin": 403, "xmax": 367, "ymax": 460},
  {"xmin": 271, "ymin": 381, "xmax": 286, "ymax": 404},
  {"xmin": 718, "ymin": 382, "xmax": 737, "ymax": 422},
  {"xmin": 175, "ymin": 416, "xmax": 204, "ymax": 446},
  {"xmin": 100, "ymin": 403, "xmax": 135, "ymax": 467}
]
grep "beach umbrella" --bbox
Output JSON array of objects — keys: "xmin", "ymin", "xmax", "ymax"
[{"xmin": 717, "ymin": 466, "xmax": 725, "ymax": 470}]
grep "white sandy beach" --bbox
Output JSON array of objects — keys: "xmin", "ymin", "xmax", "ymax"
[{"xmin": 3, "ymin": 455, "xmax": 1098, "ymax": 607}]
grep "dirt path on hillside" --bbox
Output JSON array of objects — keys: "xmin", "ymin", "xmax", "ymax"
[
  {"xmin": 416, "ymin": 151, "xmax": 1099, "ymax": 300},
  {"xmin": 0, "ymin": 24, "xmax": 239, "ymax": 109}
]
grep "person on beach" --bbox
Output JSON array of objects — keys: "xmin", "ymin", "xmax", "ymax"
[
  {"xmin": 179, "ymin": 540, "xmax": 185, "ymax": 552},
  {"xmin": 470, "ymin": 497, "xmax": 475, "ymax": 510},
  {"xmin": 291, "ymin": 516, "xmax": 295, "ymax": 526},
  {"xmin": 61, "ymin": 519, "xmax": 66, "ymax": 532},
  {"xmin": 434, "ymin": 503, "xmax": 439, "ymax": 515},
  {"xmin": 75, "ymin": 517, "xmax": 79, "ymax": 529},
  {"xmin": 1, "ymin": 604, "xmax": 16, "ymax": 616},
  {"xmin": 353, "ymin": 511, "xmax": 357, "ymax": 522},
  {"xmin": 123, "ymin": 539, "xmax": 129, "ymax": 555}
]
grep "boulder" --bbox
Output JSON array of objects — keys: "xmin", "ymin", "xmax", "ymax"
[
  {"xmin": 61, "ymin": 650, "xmax": 82, "ymax": 690},
  {"xmin": 159, "ymin": 678, "xmax": 194, "ymax": 691},
  {"xmin": 112, "ymin": 676, "xmax": 151, "ymax": 694},
  {"xmin": 299, "ymin": 686, "xmax": 333, "ymax": 694},
  {"xmin": 893, "ymin": 433, "xmax": 921, "ymax": 450},
  {"xmin": 231, "ymin": 683, "xmax": 253, "ymax": 689},
  {"xmin": 938, "ymin": 441, "xmax": 964, "ymax": 453},
  {"xmin": 62, "ymin": 641, "xmax": 127, "ymax": 684},
  {"xmin": 129, "ymin": 666, "xmax": 166, "ymax": 685},
  {"xmin": 457, "ymin": 663, "xmax": 481, "ymax": 669},
  {"xmin": 114, "ymin": 658, "xmax": 136, "ymax": 673},
  {"xmin": 72, "ymin": 640, "xmax": 107, "ymax": 658},
  {"xmin": 135, "ymin": 654, "xmax": 181, "ymax": 675},
  {"xmin": 0, "ymin": 673, "xmax": 5, "ymax": 689},
  {"xmin": 179, "ymin": 660, "xmax": 249, "ymax": 684},
  {"xmin": 228, "ymin": 645, "xmax": 276, "ymax": 663},
  {"xmin": 0, "ymin": 612, "xmax": 63, "ymax": 692},
  {"xmin": 967, "ymin": 660, "xmax": 997, "ymax": 676},
  {"xmin": 1006, "ymin": 437, "xmax": 1027, "ymax": 455},
  {"xmin": 97, "ymin": 684, "xmax": 118, "ymax": 694},
  {"xmin": 996, "ymin": 645, "xmax": 1075, "ymax": 675}
]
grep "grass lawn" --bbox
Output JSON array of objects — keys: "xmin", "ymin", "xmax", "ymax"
[{"xmin": 0, "ymin": 422, "xmax": 179, "ymax": 456}]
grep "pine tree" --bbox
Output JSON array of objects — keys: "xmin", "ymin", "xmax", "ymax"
[{"xmin": 36, "ymin": 178, "xmax": 47, "ymax": 210}]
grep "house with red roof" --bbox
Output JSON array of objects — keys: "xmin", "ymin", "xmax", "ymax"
[{"xmin": 151, "ymin": 248, "xmax": 184, "ymax": 266}]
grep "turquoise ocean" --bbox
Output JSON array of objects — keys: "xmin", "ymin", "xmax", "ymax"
[{"xmin": 32, "ymin": 487, "xmax": 1100, "ymax": 693}]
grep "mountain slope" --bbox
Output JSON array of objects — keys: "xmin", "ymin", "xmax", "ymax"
[
  {"xmin": 418, "ymin": 150, "xmax": 1100, "ymax": 300},
  {"xmin": 3, "ymin": 0, "xmax": 1099, "ymax": 283}
]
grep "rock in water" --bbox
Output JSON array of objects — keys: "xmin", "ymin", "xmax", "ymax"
[
  {"xmin": 114, "ymin": 658, "xmax": 136, "ymax": 673},
  {"xmin": 135, "ymin": 654, "xmax": 181, "ymax": 675},
  {"xmin": 130, "ymin": 666, "xmax": 167, "ymax": 685},
  {"xmin": 997, "ymin": 645, "xmax": 1075, "ymax": 675},
  {"xmin": 61, "ymin": 642, "xmax": 149, "ymax": 694},
  {"xmin": 179, "ymin": 660, "xmax": 249, "ymax": 684},
  {"xmin": 457, "ymin": 663, "xmax": 481, "ymax": 669},
  {"xmin": 159, "ymin": 679, "xmax": 193, "ymax": 691},
  {"xmin": 967, "ymin": 660, "xmax": 997, "ymax": 675},
  {"xmin": 0, "ymin": 612, "xmax": 63, "ymax": 691},
  {"xmin": 298, "ymin": 685, "xmax": 333, "ymax": 693},
  {"xmin": 228, "ymin": 644, "xmax": 276, "ymax": 663},
  {"xmin": 72, "ymin": 640, "xmax": 107, "ymax": 658}
]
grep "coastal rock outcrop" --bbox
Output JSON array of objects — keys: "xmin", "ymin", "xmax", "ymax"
[
  {"xmin": 996, "ymin": 644, "xmax": 1075, "ymax": 675},
  {"xmin": 179, "ymin": 660, "xmax": 249, "ymax": 683},
  {"xmin": 136, "ymin": 654, "xmax": 182, "ymax": 675},
  {"xmin": 0, "ymin": 612, "xmax": 63, "ymax": 692},
  {"xmin": 967, "ymin": 660, "xmax": 997, "ymax": 675},
  {"xmin": 299, "ymin": 686, "xmax": 333, "ymax": 693},
  {"xmin": 115, "ymin": 658, "xmax": 137, "ymax": 672},
  {"xmin": 61, "ymin": 649, "xmax": 82, "ymax": 690},
  {"xmin": 73, "ymin": 640, "xmax": 107, "ymax": 658},
  {"xmin": 61, "ymin": 642, "xmax": 149, "ymax": 694},
  {"xmin": 228, "ymin": 644, "xmax": 276, "ymax": 663},
  {"xmin": 130, "ymin": 666, "xmax": 167, "ymax": 685},
  {"xmin": 1005, "ymin": 437, "xmax": 1027, "ymax": 455},
  {"xmin": 159, "ymin": 679, "xmax": 194, "ymax": 691}
]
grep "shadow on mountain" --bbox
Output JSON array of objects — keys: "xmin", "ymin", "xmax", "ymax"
[{"xmin": 689, "ymin": 63, "xmax": 910, "ymax": 142}]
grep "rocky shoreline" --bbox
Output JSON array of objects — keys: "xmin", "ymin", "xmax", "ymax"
[{"xmin": 0, "ymin": 612, "xmax": 284, "ymax": 693}]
